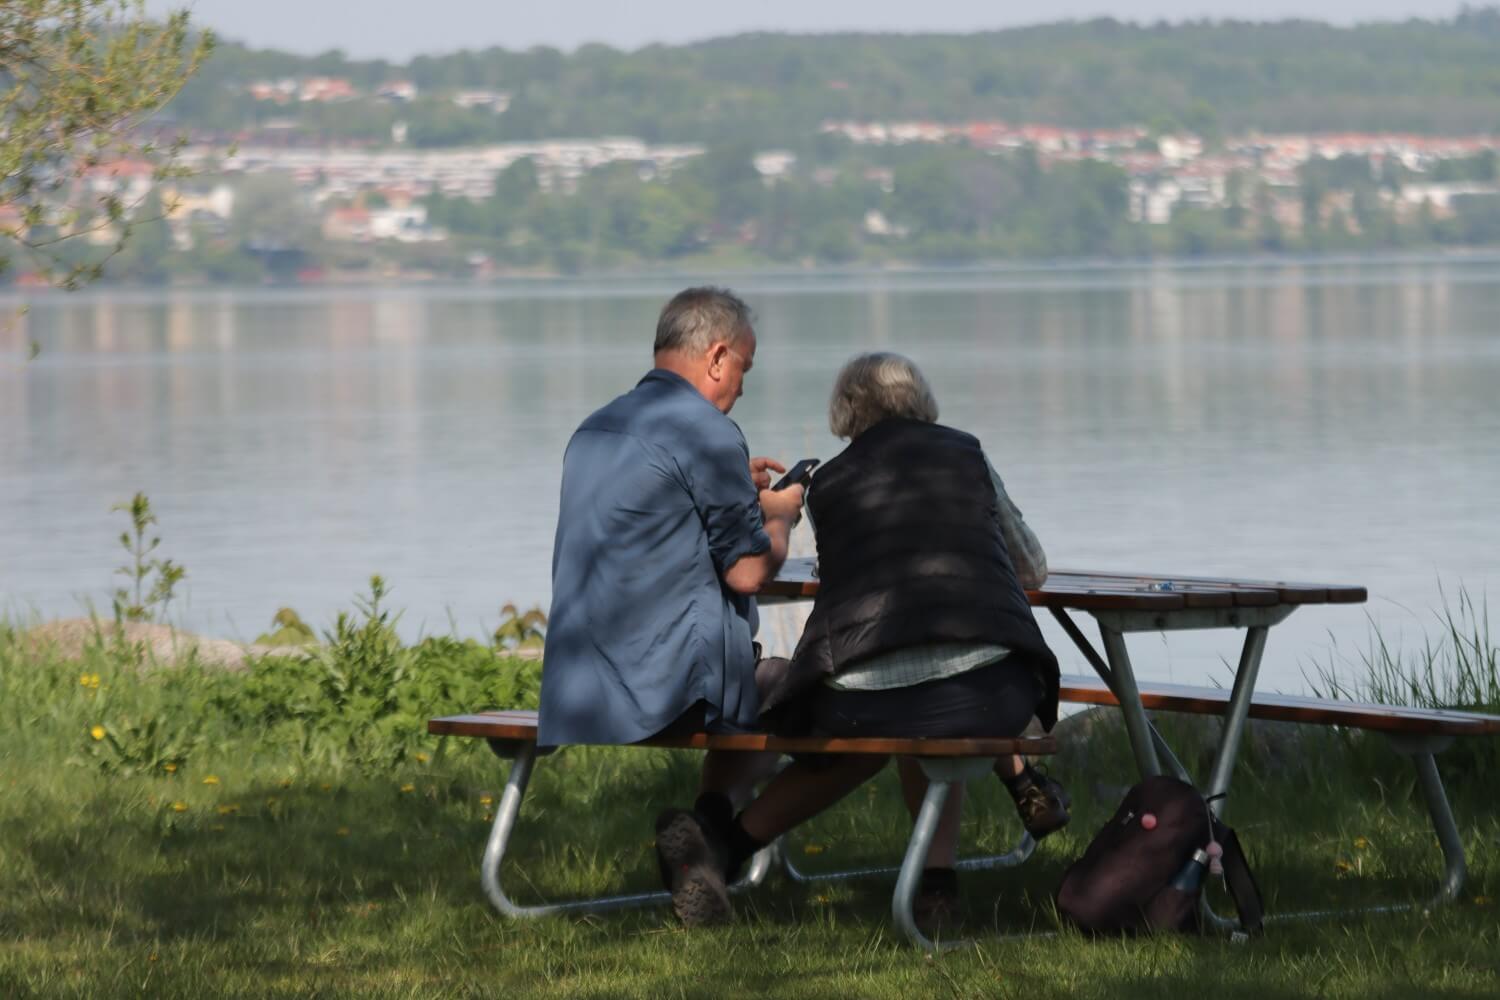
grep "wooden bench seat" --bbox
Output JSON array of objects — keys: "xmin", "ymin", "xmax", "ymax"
[
  {"xmin": 1057, "ymin": 674, "xmax": 1500, "ymax": 737},
  {"xmin": 432, "ymin": 670, "xmax": 1499, "ymax": 947},
  {"xmin": 429, "ymin": 710, "xmax": 1056, "ymax": 757},
  {"xmin": 429, "ymin": 709, "xmax": 1056, "ymax": 951}
]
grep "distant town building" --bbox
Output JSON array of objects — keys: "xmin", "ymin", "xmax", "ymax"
[
  {"xmin": 452, "ymin": 90, "xmax": 512, "ymax": 113},
  {"xmin": 298, "ymin": 77, "xmax": 357, "ymax": 103},
  {"xmin": 376, "ymin": 81, "xmax": 419, "ymax": 102},
  {"xmin": 248, "ymin": 79, "xmax": 298, "ymax": 104},
  {"xmin": 1396, "ymin": 182, "xmax": 1500, "ymax": 220},
  {"xmin": 753, "ymin": 151, "xmax": 796, "ymax": 182}
]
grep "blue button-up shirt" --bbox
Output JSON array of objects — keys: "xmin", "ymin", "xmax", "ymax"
[{"xmin": 538, "ymin": 369, "xmax": 770, "ymax": 747}]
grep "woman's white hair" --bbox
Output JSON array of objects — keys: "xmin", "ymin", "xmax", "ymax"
[{"xmin": 828, "ymin": 352, "xmax": 939, "ymax": 440}]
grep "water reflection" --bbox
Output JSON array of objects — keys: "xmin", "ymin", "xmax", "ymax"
[{"xmin": 2, "ymin": 262, "xmax": 1498, "ymax": 688}]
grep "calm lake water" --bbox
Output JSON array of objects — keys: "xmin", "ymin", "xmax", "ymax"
[{"xmin": 3, "ymin": 257, "xmax": 1498, "ymax": 693}]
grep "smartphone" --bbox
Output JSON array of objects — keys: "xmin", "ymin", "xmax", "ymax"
[{"xmin": 771, "ymin": 458, "xmax": 819, "ymax": 491}]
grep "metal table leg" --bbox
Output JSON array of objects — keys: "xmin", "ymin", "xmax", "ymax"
[
  {"xmin": 1203, "ymin": 624, "xmax": 1270, "ymax": 818},
  {"xmin": 1051, "ymin": 607, "xmax": 1192, "ymax": 782},
  {"xmin": 1097, "ymin": 624, "xmax": 1163, "ymax": 778}
]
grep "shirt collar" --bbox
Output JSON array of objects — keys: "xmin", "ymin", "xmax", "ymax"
[{"xmin": 640, "ymin": 368, "xmax": 716, "ymax": 409}]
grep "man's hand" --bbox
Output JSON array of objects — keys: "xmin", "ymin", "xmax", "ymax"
[
  {"xmin": 759, "ymin": 483, "xmax": 804, "ymax": 524},
  {"xmin": 723, "ymin": 482, "xmax": 805, "ymax": 595},
  {"xmin": 749, "ymin": 456, "xmax": 786, "ymax": 491}
]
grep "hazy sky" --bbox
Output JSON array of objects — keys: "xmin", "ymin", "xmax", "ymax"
[{"xmin": 152, "ymin": 1, "xmax": 1465, "ymax": 60}]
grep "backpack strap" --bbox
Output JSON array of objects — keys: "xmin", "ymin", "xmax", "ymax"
[{"xmin": 1213, "ymin": 819, "xmax": 1264, "ymax": 934}]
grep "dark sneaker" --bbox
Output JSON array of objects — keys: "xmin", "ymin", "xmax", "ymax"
[
  {"xmin": 654, "ymin": 808, "xmax": 732, "ymax": 927},
  {"xmin": 1011, "ymin": 772, "xmax": 1072, "ymax": 840}
]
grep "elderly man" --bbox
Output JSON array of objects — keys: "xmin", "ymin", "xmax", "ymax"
[
  {"xmin": 538, "ymin": 288, "xmax": 803, "ymax": 923},
  {"xmin": 539, "ymin": 286, "xmax": 802, "ymax": 748}
]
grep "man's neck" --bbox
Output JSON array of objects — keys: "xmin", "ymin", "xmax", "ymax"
[{"xmin": 654, "ymin": 352, "xmax": 716, "ymax": 407}]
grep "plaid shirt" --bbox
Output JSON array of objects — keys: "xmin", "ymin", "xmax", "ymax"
[{"xmin": 812, "ymin": 455, "xmax": 1047, "ymax": 692}]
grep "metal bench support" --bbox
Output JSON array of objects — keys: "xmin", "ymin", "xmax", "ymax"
[
  {"xmin": 892, "ymin": 757, "xmax": 1005, "ymax": 952},
  {"xmin": 1052, "ymin": 607, "xmax": 1472, "ymax": 928},
  {"xmin": 1413, "ymin": 752, "xmax": 1467, "ymax": 906},
  {"xmin": 477, "ymin": 739, "xmax": 1017, "ymax": 950},
  {"xmin": 478, "ymin": 742, "xmax": 775, "ymax": 919},
  {"xmin": 1238, "ymin": 738, "xmax": 1467, "ymax": 927},
  {"xmin": 779, "ymin": 832, "xmax": 1035, "ymax": 886}
]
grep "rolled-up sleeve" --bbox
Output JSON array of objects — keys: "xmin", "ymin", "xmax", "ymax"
[
  {"xmin": 987, "ymin": 458, "xmax": 1048, "ymax": 588},
  {"xmin": 689, "ymin": 427, "xmax": 771, "ymax": 577}
]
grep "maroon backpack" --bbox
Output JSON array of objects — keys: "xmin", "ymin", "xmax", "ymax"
[{"xmin": 1056, "ymin": 775, "xmax": 1264, "ymax": 934}]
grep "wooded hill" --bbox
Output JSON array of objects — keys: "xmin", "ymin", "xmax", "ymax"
[{"xmin": 165, "ymin": 9, "xmax": 1500, "ymax": 146}]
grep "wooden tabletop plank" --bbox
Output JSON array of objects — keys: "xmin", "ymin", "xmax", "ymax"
[
  {"xmin": 428, "ymin": 712, "xmax": 1056, "ymax": 757},
  {"xmin": 1029, "ymin": 587, "xmax": 1187, "ymax": 611},
  {"xmin": 760, "ymin": 557, "xmax": 1366, "ymax": 610},
  {"xmin": 1055, "ymin": 569, "xmax": 1366, "ymax": 605}
]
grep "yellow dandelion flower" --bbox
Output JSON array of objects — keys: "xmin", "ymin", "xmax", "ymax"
[
  {"xmin": 202, "ymin": 775, "xmax": 220, "ymax": 786},
  {"xmin": 803, "ymin": 843, "xmax": 826, "ymax": 856},
  {"xmin": 163, "ymin": 763, "xmax": 177, "ymax": 774},
  {"xmin": 1353, "ymin": 837, "xmax": 1370, "ymax": 850},
  {"xmin": 171, "ymin": 801, "xmax": 188, "ymax": 813},
  {"xmin": 1334, "ymin": 859, "xmax": 1354, "ymax": 874},
  {"xmin": 415, "ymin": 752, "xmax": 429, "ymax": 764},
  {"xmin": 399, "ymin": 783, "xmax": 416, "ymax": 794},
  {"xmin": 814, "ymin": 895, "xmax": 830, "ymax": 905},
  {"xmin": 90, "ymin": 674, "xmax": 101, "ymax": 689},
  {"xmin": 1475, "ymin": 896, "xmax": 1493, "ymax": 906},
  {"xmin": 479, "ymin": 794, "xmax": 493, "ymax": 807},
  {"xmin": 79, "ymin": 674, "xmax": 91, "ymax": 687},
  {"xmin": 148, "ymin": 953, "xmax": 158, "ymax": 963},
  {"xmin": 89, "ymin": 725, "xmax": 106, "ymax": 741},
  {"xmin": 336, "ymin": 826, "xmax": 350, "ymax": 837},
  {"xmin": 216, "ymin": 804, "xmax": 239, "ymax": 816}
]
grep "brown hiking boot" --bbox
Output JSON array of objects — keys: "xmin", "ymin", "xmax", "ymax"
[
  {"xmin": 1010, "ymin": 771, "xmax": 1072, "ymax": 840},
  {"xmin": 654, "ymin": 808, "xmax": 733, "ymax": 927}
]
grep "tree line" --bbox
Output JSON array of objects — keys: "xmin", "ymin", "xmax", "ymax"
[{"xmin": 163, "ymin": 10, "xmax": 1500, "ymax": 147}]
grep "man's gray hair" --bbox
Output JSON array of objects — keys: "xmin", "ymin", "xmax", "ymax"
[
  {"xmin": 653, "ymin": 286, "xmax": 755, "ymax": 355},
  {"xmin": 829, "ymin": 352, "xmax": 940, "ymax": 439}
]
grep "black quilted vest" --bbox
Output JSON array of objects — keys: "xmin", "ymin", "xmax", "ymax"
[{"xmin": 776, "ymin": 418, "xmax": 1059, "ymax": 728}]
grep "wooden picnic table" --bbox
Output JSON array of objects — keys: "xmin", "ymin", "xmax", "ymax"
[
  {"xmin": 763, "ymin": 557, "xmax": 1368, "ymax": 824},
  {"xmin": 762, "ymin": 557, "xmax": 1367, "ymax": 610},
  {"xmin": 434, "ymin": 557, "xmax": 1496, "ymax": 943}
]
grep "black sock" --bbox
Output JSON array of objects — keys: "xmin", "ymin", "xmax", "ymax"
[
  {"xmin": 694, "ymin": 791, "xmax": 735, "ymax": 834},
  {"xmin": 918, "ymin": 866, "xmax": 959, "ymax": 896},
  {"xmin": 724, "ymin": 814, "xmax": 768, "ymax": 881}
]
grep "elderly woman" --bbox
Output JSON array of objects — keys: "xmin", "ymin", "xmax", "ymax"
[
  {"xmin": 654, "ymin": 352, "xmax": 1066, "ymax": 928},
  {"xmin": 759, "ymin": 351, "xmax": 1070, "ymax": 922}
]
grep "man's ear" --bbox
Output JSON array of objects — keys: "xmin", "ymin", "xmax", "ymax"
[{"xmin": 706, "ymin": 342, "xmax": 729, "ymax": 380}]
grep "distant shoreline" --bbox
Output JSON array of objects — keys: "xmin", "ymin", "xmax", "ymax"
[{"xmin": 7, "ymin": 247, "xmax": 1500, "ymax": 301}]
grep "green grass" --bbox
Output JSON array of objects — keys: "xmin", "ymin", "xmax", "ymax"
[{"xmin": 1, "ymin": 607, "xmax": 1497, "ymax": 999}]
